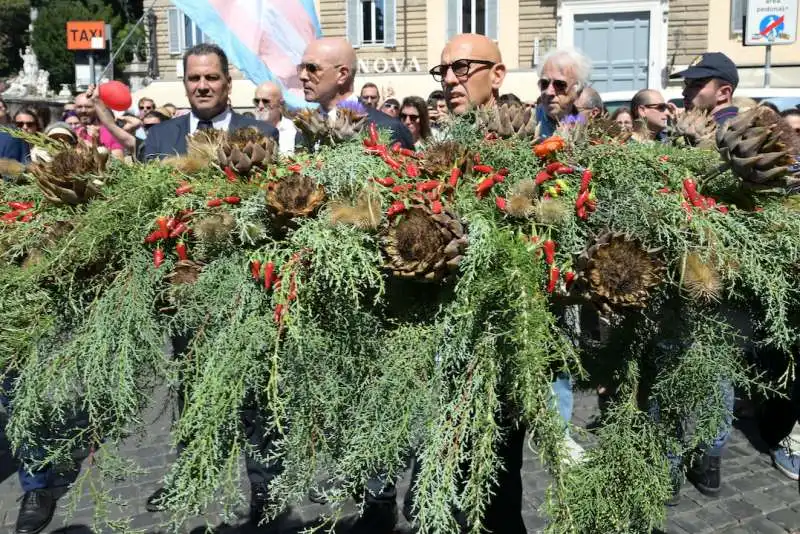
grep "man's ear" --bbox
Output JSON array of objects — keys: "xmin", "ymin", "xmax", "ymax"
[{"xmin": 491, "ymin": 63, "xmax": 507, "ymax": 91}]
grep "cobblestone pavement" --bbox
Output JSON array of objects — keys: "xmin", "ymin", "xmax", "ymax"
[{"xmin": 1, "ymin": 388, "xmax": 800, "ymax": 534}]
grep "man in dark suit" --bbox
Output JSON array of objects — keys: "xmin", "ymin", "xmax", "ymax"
[
  {"xmin": 297, "ymin": 37, "xmax": 414, "ymax": 151},
  {"xmin": 143, "ymin": 43, "xmax": 277, "ymax": 160},
  {"xmin": 142, "ymin": 43, "xmax": 279, "ymax": 527}
]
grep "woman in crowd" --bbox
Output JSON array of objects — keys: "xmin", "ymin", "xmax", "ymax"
[
  {"xmin": 399, "ymin": 96, "xmax": 432, "ymax": 148},
  {"xmin": 611, "ymin": 107, "xmax": 633, "ymax": 131},
  {"xmin": 13, "ymin": 108, "xmax": 41, "ymax": 134},
  {"xmin": 62, "ymin": 111, "xmax": 81, "ymax": 130}
]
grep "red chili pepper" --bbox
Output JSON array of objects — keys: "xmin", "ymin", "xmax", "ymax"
[
  {"xmin": 179, "ymin": 209, "xmax": 194, "ymax": 220},
  {"xmin": 448, "ymin": 168, "xmax": 461, "ymax": 188},
  {"xmin": 175, "ymin": 241, "xmax": 188, "ymax": 261},
  {"xmin": 497, "ymin": 168, "xmax": 509, "ymax": 176},
  {"xmin": 535, "ymin": 171, "xmax": 553, "ymax": 186},
  {"xmin": 682, "ymin": 178, "xmax": 702, "ymax": 207},
  {"xmin": 399, "ymin": 148, "xmax": 415, "ymax": 157},
  {"xmin": 658, "ymin": 187, "xmax": 671, "ymax": 194},
  {"xmin": 144, "ymin": 230, "xmax": 164, "ymax": 244},
  {"xmin": 564, "ymin": 271, "xmax": 576, "ymax": 287},
  {"xmin": 555, "ymin": 164, "xmax": 574, "ymax": 174},
  {"xmin": 391, "ymin": 184, "xmax": 413, "ymax": 194},
  {"xmin": 288, "ymin": 274, "xmax": 297, "ymax": 302},
  {"xmin": 495, "ymin": 197, "xmax": 507, "ymax": 211},
  {"xmin": 363, "ymin": 136, "xmax": 375, "ymax": 149},
  {"xmin": 543, "ymin": 240, "xmax": 556, "ymax": 265},
  {"xmin": 754, "ymin": 206, "xmax": 764, "ymax": 212},
  {"xmin": 492, "ymin": 174, "xmax": 505, "ymax": 184},
  {"xmin": 1, "ymin": 210, "xmax": 20, "ymax": 222},
  {"xmin": 223, "ymin": 166, "xmax": 237, "ymax": 183},
  {"xmin": 717, "ymin": 205, "xmax": 729, "ymax": 214},
  {"xmin": 575, "ymin": 189, "xmax": 590, "ymax": 209},
  {"xmin": 475, "ymin": 177, "xmax": 496, "ymax": 198},
  {"xmin": 576, "ymin": 205, "xmax": 587, "ymax": 220},
  {"xmin": 547, "ymin": 267, "xmax": 560, "ymax": 293},
  {"xmin": 18, "ymin": 212, "xmax": 33, "ymax": 222},
  {"xmin": 545, "ymin": 162, "xmax": 563, "ymax": 174},
  {"xmin": 287, "ymin": 164, "xmax": 302, "ymax": 172},
  {"xmin": 206, "ymin": 198, "xmax": 223, "ymax": 207},
  {"xmin": 387, "ymin": 200, "xmax": 407, "ymax": 218},
  {"xmin": 406, "ymin": 162, "xmax": 420, "ymax": 178},
  {"xmin": 251, "ymin": 259, "xmax": 262, "ymax": 280},
  {"xmin": 153, "ymin": 247, "xmax": 165, "ymax": 268},
  {"xmin": 585, "ymin": 200, "xmax": 597, "ymax": 212},
  {"xmin": 373, "ymin": 176, "xmax": 395, "ymax": 187},
  {"xmin": 264, "ymin": 262, "xmax": 276, "ymax": 290},
  {"xmin": 473, "ymin": 164, "xmax": 494, "ymax": 174},
  {"xmin": 659, "ymin": 155, "xmax": 670, "ymax": 162},
  {"xmin": 222, "ymin": 196, "xmax": 241, "ymax": 205},
  {"xmin": 175, "ymin": 184, "xmax": 193, "ymax": 196},
  {"xmin": 156, "ymin": 216, "xmax": 169, "ymax": 236},
  {"xmin": 431, "ymin": 200, "xmax": 442, "ymax": 214},
  {"xmin": 273, "ymin": 303, "xmax": 284, "ymax": 324},
  {"xmin": 382, "ymin": 155, "xmax": 402, "ymax": 170},
  {"xmin": 369, "ymin": 122, "xmax": 379, "ymax": 145},
  {"xmin": 473, "ymin": 154, "xmax": 482, "ymax": 164},
  {"xmin": 169, "ymin": 222, "xmax": 189, "ymax": 238},
  {"xmin": 580, "ymin": 169, "xmax": 593, "ymax": 192},
  {"xmin": 8, "ymin": 201, "xmax": 33, "ymax": 210},
  {"xmin": 417, "ymin": 180, "xmax": 440, "ymax": 192}
]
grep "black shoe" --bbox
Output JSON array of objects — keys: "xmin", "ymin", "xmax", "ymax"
[
  {"xmin": 250, "ymin": 483, "xmax": 270, "ymax": 526},
  {"xmin": 15, "ymin": 489, "xmax": 56, "ymax": 534},
  {"xmin": 145, "ymin": 487, "xmax": 168, "ymax": 512},
  {"xmin": 350, "ymin": 500, "xmax": 398, "ymax": 534},
  {"xmin": 687, "ymin": 453, "xmax": 721, "ymax": 496}
]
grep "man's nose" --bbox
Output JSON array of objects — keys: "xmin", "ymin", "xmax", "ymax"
[
  {"xmin": 443, "ymin": 66, "xmax": 458, "ymax": 86},
  {"xmin": 545, "ymin": 83, "xmax": 557, "ymax": 97}
]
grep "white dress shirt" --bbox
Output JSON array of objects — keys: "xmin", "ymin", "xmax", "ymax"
[
  {"xmin": 189, "ymin": 108, "xmax": 232, "ymax": 134},
  {"xmin": 277, "ymin": 116, "xmax": 298, "ymax": 155}
]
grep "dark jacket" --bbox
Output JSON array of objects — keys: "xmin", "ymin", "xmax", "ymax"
[
  {"xmin": 0, "ymin": 130, "xmax": 29, "ymax": 164},
  {"xmin": 365, "ymin": 107, "xmax": 414, "ymax": 150},
  {"xmin": 142, "ymin": 111, "xmax": 278, "ymax": 160}
]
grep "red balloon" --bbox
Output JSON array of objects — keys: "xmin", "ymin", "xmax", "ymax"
[{"xmin": 98, "ymin": 81, "xmax": 132, "ymax": 112}]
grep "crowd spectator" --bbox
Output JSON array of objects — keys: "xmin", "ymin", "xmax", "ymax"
[
  {"xmin": 62, "ymin": 111, "xmax": 81, "ymax": 130},
  {"xmin": 359, "ymin": 82, "xmax": 380, "ymax": 109},
  {"xmin": 671, "ymin": 52, "xmax": 738, "ymax": 124},
  {"xmin": 781, "ymin": 108, "xmax": 800, "ymax": 135},
  {"xmin": 13, "ymin": 108, "xmax": 41, "ymax": 134},
  {"xmin": 536, "ymin": 48, "xmax": 591, "ymax": 136},
  {"xmin": 63, "ymin": 102, "xmax": 76, "ymax": 114},
  {"xmin": 381, "ymin": 97, "xmax": 400, "ymax": 118},
  {"xmin": 138, "ymin": 97, "xmax": 155, "ymax": 119},
  {"xmin": 73, "ymin": 91, "xmax": 125, "ymax": 159},
  {"xmin": 253, "ymin": 81, "xmax": 298, "ymax": 154},
  {"xmin": 574, "ymin": 86, "xmax": 603, "ymax": 121},
  {"xmin": 399, "ymin": 96, "xmax": 431, "ymax": 147},
  {"xmin": 498, "ymin": 93, "xmax": 522, "ymax": 106},
  {"xmin": 612, "ymin": 107, "xmax": 633, "ymax": 130},
  {"xmin": 630, "ymin": 89, "xmax": 671, "ymax": 142},
  {"xmin": 0, "ymin": 97, "xmax": 9, "ymax": 125},
  {"xmin": 163, "ymin": 103, "xmax": 177, "ymax": 116}
]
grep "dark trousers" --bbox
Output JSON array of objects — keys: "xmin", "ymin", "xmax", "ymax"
[
  {"xmin": 759, "ymin": 370, "xmax": 800, "ymax": 449},
  {"xmin": 172, "ymin": 334, "xmax": 281, "ymax": 489},
  {"xmin": 404, "ymin": 422, "xmax": 527, "ymax": 534}
]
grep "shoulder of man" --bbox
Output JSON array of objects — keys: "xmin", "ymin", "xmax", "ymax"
[
  {"xmin": 365, "ymin": 107, "xmax": 414, "ymax": 150},
  {"xmin": 231, "ymin": 113, "xmax": 278, "ymax": 139},
  {"xmin": 0, "ymin": 130, "xmax": 29, "ymax": 163},
  {"xmin": 142, "ymin": 115, "xmax": 187, "ymax": 161}
]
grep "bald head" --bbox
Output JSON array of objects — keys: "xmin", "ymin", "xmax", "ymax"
[
  {"xmin": 254, "ymin": 81, "xmax": 283, "ymax": 125},
  {"xmin": 437, "ymin": 33, "xmax": 505, "ymax": 115},
  {"xmin": 299, "ymin": 38, "xmax": 358, "ymax": 111}
]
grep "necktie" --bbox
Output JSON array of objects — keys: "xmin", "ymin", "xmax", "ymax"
[{"xmin": 197, "ymin": 120, "xmax": 213, "ymax": 131}]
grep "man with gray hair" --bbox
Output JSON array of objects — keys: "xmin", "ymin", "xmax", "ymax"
[
  {"xmin": 575, "ymin": 86, "xmax": 604, "ymax": 121},
  {"xmin": 536, "ymin": 48, "xmax": 592, "ymax": 136},
  {"xmin": 253, "ymin": 81, "xmax": 298, "ymax": 154}
]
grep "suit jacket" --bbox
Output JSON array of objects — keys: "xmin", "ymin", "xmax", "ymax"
[{"xmin": 142, "ymin": 111, "xmax": 278, "ymax": 161}]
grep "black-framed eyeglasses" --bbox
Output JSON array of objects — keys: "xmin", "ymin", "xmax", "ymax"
[
  {"xmin": 296, "ymin": 62, "xmax": 342, "ymax": 76},
  {"xmin": 400, "ymin": 113, "xmax": 420, "ymax": 122},
  {"xmin": 253, "ymin": 98, "xmax": 274, "ymax": 106},
  {"xmin": 642, "ymin": 103, "xmax": 669, "ymax": 112},
  {"xmin": 537, "ymin": 78, "xmax": 570, "ymax": 93},
  {"xmin": 361, "ymin": 94, "xmax": 379, "ymax": 101},
  {"xmin": 429, "ymin": 59, "xmax": 496, "ymax": 82},
  {"xmin": 383, "ymin": 103, "xmax": 399, "ymax": 110},
  {"xmin": 139, "ymin": 105, "xmax": 153, "ymax": 111}
]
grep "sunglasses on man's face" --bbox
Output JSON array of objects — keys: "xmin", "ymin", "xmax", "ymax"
[
  {"xmin": 253, "ymin": 98, "xmax": 274, "ymax": 106},
  {"xmin": 400, "ymin": 113, "xmax": 419, "ymax": 122},
  {"xmin": 429, "ymin": 59, "xmax": 496, "ymax": 83},
  {"xmin": 297, "ymin": 62, "xmax": 342, "ymax": 77},
  {"xmin": 383, "ymin": 103, "xmax": 399, "ymax": 110},
  {"xmin": 537, "ymin": 78, "xmax": 570, "ymax": 93},
  {"xmin": 139, "ymin": 105, "xmax": 153, "ymax": 111},
  {"xmin": 642, "ymin": 103, "xmax": 669, "ymax": 112},
  {"xmin": 15, "ymin": 121, "xmax": 36, "ymax": 127}
]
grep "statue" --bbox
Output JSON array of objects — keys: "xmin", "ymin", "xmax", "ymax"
[
  {"xmin": 20, "ymin": 46, "xmax": 39, "ymax": 83},
  {"xmin": 36, "ymin": 70, "xmax": 49, "ymax": 98},
  {"xmin": 2, "ymin": 45, "xmax": 51, "ymax": 99},
  {"xmin": 3, "ymin": 77, "xmax": 26, "ymax": 98}
]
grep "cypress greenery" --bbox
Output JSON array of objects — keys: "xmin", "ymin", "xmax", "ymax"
[{"xmin": 0, "ymin": 113, "xmax": 797, "ymax": 533}]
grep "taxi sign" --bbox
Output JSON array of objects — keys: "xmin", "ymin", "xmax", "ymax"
[{"xmin": 66, "ymin": 21, "xmax": 106, "ymax": 50}]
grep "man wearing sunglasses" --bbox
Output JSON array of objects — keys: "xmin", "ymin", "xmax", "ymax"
[
  {"xmin": 630, "ymin": 89, "xmax": 673, "ymax": 142},
  {"xmin": 429, "ymin": 33, "xmax": 506, "ymax": 116},
  {"xmin": 380, "ymin": 98, "xmax": 400, "ymax": 118},
  {"xmin": 253, "ymin": 81, "xmax": 298, "ymax": 154},
  {"xmin": 137, "ymin": 97, "xmax": 155, "ymax": 119},
  {"xmin": 535, "ymin": 48, "xmax": 592, "ymax": 137},
  {"xmin": 298, "ymin": 37, "xmax": 413, "ymax": 150},
  {"xmin": 670, "ymin": 52, "xmax": 738, "ymax": 125}
]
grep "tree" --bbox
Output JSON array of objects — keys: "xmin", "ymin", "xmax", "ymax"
[
  {"xmin": 0, "ymin": 0, "xmax": 30, "ymax": 78},
  {"xmin": 31, "ymin": 0, "xmax": 135, "ymax": 90}
]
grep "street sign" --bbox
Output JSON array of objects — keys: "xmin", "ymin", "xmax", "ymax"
[{"xmin": 66, "ymin": 21, "xmax": 107, "ymax": 50}]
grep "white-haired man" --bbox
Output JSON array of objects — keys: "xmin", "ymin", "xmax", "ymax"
[
  {"xmin": 253, "ymin": 81, "xmax": 297, "ymax": 154},
  {"xmin": 536, "ymin": 48, "xmax": 592, "ymax": 137}
]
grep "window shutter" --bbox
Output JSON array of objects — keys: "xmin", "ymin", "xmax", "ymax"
[
  {"xmin": 167, "ymin": 7, "xmax": 180, "ymax": 54},
  {"xmin": 384, "ymin": 0, "xmax": 396, "ymax": 47},
  {"xmin": 730, "ymin": 0, "xmax": 745, "ymax": 33},
  {"xmin": 347, "ymin": 0, "xmax": 361, "ymax": 46},
  {"xmin": 447, "ymin": 0, "xmax": 459, "ymax": 39},
  {"xmin": 486, "ymin": 0, "xmax": 498, "ymax": 40}
]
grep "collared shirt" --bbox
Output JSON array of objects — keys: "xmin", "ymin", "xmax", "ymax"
[
  {"xmin": 712, "ymin": 106, "xmax": 738, "ymax": 125},
  {"xmin": 189, "ymin": 108, "xmax": 232, "ymax": 134},
  {"xmin": 277, "ymin": 116, "xmax": 297, "ymax": 155}
]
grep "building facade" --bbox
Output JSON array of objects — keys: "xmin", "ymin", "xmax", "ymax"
[{"xmin": 136, "ymin": 0, "xmax": 796, "ymax": 108}]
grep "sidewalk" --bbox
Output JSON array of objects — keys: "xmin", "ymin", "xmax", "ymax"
[{"xmin": 1, "ymin": 389, "xmax": 800, "ymax": 534}]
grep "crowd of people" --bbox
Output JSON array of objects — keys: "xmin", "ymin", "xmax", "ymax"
[{"xmin": 0, "ymin": 31, "xmax": 799, "ymax": 534}]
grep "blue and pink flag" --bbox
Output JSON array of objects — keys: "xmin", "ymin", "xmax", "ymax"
[{"xmin": 170, "ymin": 0, "xmax": 322, "ymax": 108}]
